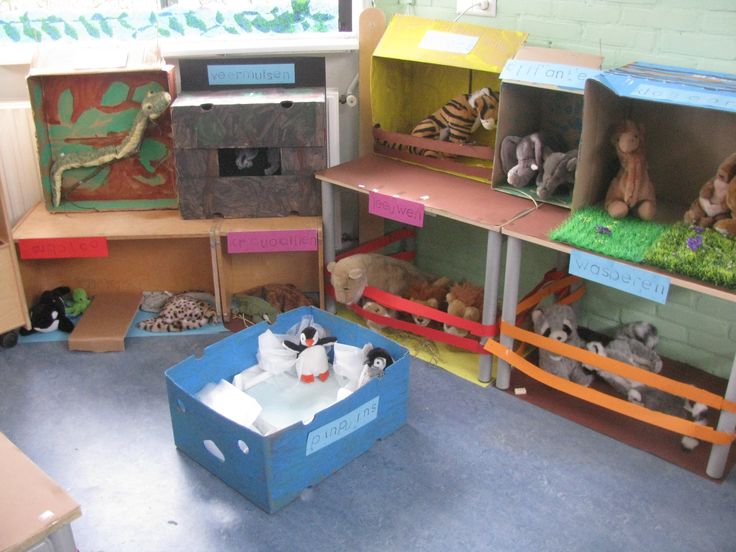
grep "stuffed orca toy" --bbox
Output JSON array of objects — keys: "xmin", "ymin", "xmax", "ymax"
[{"xmin": 20, "ymin": 286, "xmax": 75, "ymax": 335}]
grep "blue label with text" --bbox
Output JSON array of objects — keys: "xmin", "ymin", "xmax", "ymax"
[
  {"xmin": 569, "ymin": 250, "xmax": 670, "ymax": 304},
  {"xmin": 207, "ymin": 63, "xmax": 296, "ymax": 86},
  {"xmin": 500, "ymin": 60, "xmax": 600, "ymax": 91},
  {"xmin": 306, "ymin": 397, "xmax": 379, "ymax": 456}
]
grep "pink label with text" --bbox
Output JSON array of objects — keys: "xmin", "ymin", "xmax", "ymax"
[
  {"xmin": 227, "ymin": 229, "xmax": 319, "ymax": 254},
  {"xmin": 368, "ymin": 192, "xmax": 424, "ymax": 227}
]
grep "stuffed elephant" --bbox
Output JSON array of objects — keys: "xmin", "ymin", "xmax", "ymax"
[{"xmin": 537, "ymin": 149, "xmax": 577, "ymax": 200}]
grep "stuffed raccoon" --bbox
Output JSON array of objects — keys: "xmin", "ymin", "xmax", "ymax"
[
  {"xmin": 586, "ymin": 322, "xmax": 708, "ymax": 451},
  {"xmin": 531, "ymin": 303, "xmax": 594, "ymax": 386}
]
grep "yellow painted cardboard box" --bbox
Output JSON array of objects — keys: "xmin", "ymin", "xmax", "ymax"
[{"xmin": 370, "ymin": 15, "xmax": 526, "ymax": 183}]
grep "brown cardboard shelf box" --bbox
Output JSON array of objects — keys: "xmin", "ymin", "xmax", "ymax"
[
  {"xmin": 370, "ymin": 15, "xmax": 526, "ymax": 183},
  {"xmin": 576, "ymin": 62, "xmax": 736, "ymax": 221},
  {"xmin": 27, "ymin": 43, "xmax": 177, "ymax": 213},
  {"xmin": 491, "ymin": 46, "xmax": 603, "ymax": 207},
  {"xmin": 171, "ymin": 87, "xmax": 326, "ymax": 219}
]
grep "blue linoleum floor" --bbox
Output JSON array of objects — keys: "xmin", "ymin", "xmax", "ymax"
[{"xmin": 1, "ymin": 334, "xmax": 735, "ymax": 552}]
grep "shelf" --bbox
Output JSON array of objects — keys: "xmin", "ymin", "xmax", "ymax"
[
  {"xmin": 316, "ymin": 154, "xmax": 536, "ymax": 232},
  {"xmin": 502, "ymin": 203, "xmax": 736, "ymax": 304}
]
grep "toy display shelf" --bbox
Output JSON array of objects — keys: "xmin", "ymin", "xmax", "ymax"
[
  {"xmin": 0, "ymin": 175, "xmax": 29, "ymax": 337},
  {"xmin": 497, "ymin": 203, "xmax": 736, "ymax": 479},
  {"xmin": 214, "ymin": 217, "xmax": 325, "ymax": 322},
  {"xmin": 12, "ymin": 204, "xmax": 324, "ymax": 337},
  {"xmin": 316, "ymin": 154, "xmax": 537, "ymax": 383}
]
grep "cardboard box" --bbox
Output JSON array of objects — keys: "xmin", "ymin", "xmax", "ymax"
[
  {"xmin": 171, "ymin": 88, "xmax": 325, "ymax": 219},
  {"xmin": 492, "ymin": 46, "xmax": 603, "ymax": 206},
  {"xmin": 575, "ymin": 62, "xmax": 736, "ymax": 220},
  {"xmin": 370, "ymin": 15, "xmax": 526, "ymax": 183},
  {"xmin": 27, "ymin": 43, "xmax": 177, "ymax": 213},
  {"xmin": 165, "ymin": 306, "xmax": 410, "ymax": 513}
]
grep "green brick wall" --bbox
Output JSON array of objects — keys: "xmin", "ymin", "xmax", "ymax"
[{"xmin": 375, "ymin": 0, "xmax": 736, "ymax": 378}]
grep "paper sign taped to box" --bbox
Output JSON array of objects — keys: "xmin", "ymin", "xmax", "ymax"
[{"xmin": 569, "ymin": 249, "xmax": 670, "ymax": 304}]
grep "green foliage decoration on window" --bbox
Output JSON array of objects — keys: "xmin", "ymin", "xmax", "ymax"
[{"xmin": 0, "ymin": 1, "xmax": 338, "ymax": 44}]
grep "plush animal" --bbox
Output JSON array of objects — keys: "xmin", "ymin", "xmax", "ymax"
[
  {"xmin": 283, "ymin": 326, "xmax": 337, "ymax": 383},
  {"xmin": 585, "ymin": 324, "xmax": 707, "ymax": 451},
  {"xmin": 230, "ymin": 293, "xmax": 280, "ymax": 324},
  {"xmin": 240, "ymin": 283, "xmax": 313, "ymax": 312},
  {"xmin": 377, "ymin": 88, "xmax": 499, "ymax": 157},
  {"xmin": 684, "ymin": 152, "xmax": 736, "ymax": 228},
  {"xmin": 713, "ymin": 153, "xmax": 736, "ymax": 237},
  {"xmin": 500, "ymin": 132, "xmax": 564, "ymax": 189},
  {"xmin": 537, "ymin": 149, "xmax": 577, "ymax": 200},
  {"xmin": 20, "ymin": 286, "xmax": 74, "ymax": 335},
  {"xmin": 403, "ymin": 276, "xmax": 452, "ymax": 327},
  {"xmin": 361, "ymin": 301, "xmax": 395, "ymax": 332},
  {"xmin": 357, "ymin": 347, "xmax": 394, "ymax": 388},
  {"xmin": 327, "ymin": 253, "xmax": 429, "ymax": 306},
  {"xmin": 137, "ymin": 293, "xmax": 218, "ymax": 332},
  {"xmin": 444, "ymin": 281, "xmax": 484, "ymax": 338},
  {"xmin": 64, "ymin": 288, "xmax": 91, "ymax": 317},
  {"xmin": 531, "ymin": 303, "xmax": 594, "ymax": 386},
  {"xmin": 235, "ymin": 147, "xmax": 281, "ymax": 176},
  {"xmin": 605, "ymin": 120, "xmax": 656, "ymax": 220}
]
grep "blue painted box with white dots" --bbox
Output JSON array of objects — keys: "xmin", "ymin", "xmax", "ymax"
[{"xmin": 165, "ymin": 306, "xmax": 410, "ymax": 513}]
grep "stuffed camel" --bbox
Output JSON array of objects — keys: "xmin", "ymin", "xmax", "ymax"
[{"xmin": 605, "ymin": 120, "xmax": 656, "ymax": 220}]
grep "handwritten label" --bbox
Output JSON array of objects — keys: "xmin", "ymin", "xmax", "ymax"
[
  {"xmin": 369, "ymin": 192, "xmax": 425, "ymax": 227},
  {"xmin": 500, "ymin": 60, "xmax": 600, "ymax": 91},
  {"xmin": 569, "ymin": 250, "xmax": 670, "ymax": 304},
  {"xmin": 227, "ymin": 229, "xmax": 318, "ymax": 254},
  {"xmin": 306, "ymin": 397, "xmax": 379, "ymax": 456},
  {"xmin": 207, "ymin": 63, "xmax": 296, "ymax": 86},
  {"xmin": 418, "ymin": 30, "xmax": 478, "ymax": 55},
  {"xmin": 18, "ymin": 237, "xmax": 108, "ymax": 259},
  {"xmin": 630, "ymin": 84, "xmax": 736, "ymax": 112}
]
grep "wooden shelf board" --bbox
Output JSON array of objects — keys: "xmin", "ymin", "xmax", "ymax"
[
  {"xmin": 218, "ymin": 216, "xmax": 322, "ymax": 233},
  {"xmin": 13, "ymin": 203, "xmax": 213, "ymax": 240},
  {"xmin": 316, "ymin": 155, "xmax": 536, "ymax": 232},
  {"xmin": 503, "ymin": 204, "xmax": 736, "ymax": 304}
]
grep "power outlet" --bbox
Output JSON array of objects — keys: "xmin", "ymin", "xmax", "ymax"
[{"xmin": 456, "ymin": 0, "xmax": 496, "ymax": 18}]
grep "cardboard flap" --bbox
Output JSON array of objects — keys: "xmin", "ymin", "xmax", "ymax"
[
  {"xmin": 373, "ymin": 14, "xmax": 526, "ymax": 73},
  {"xmin": 68, "ymin": 292, "xmax": 141, "ymax": 352},
  {"xmin": 500, "ymin": 46, "xmax": 603, "ymax": 92},
  {"xmin": 591, "ymin": 62, "xmax": 736, "ymax": 112}
]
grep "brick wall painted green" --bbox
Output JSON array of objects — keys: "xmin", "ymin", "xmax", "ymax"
[{"xmin": 376, "ymin": 0, "xmax": 736, "ymax": 378}]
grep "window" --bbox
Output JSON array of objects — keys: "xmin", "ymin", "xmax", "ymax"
[{"xmin": 0, "ymin": 1, "xmax": 356, "ymax": 61}]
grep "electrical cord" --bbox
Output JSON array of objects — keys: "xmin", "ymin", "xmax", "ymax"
[{"xmin": 454, "ymin": 1, "xmax": 490, "ymax": 22}]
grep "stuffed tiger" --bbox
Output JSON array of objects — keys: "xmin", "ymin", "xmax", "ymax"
[
  {"xmin": 377, "ymin": 88, "xmax": 500, "ymax": 158},
  {"xmin": 137, "ymin": 293, "xmax": 218, "ymax": 332}
]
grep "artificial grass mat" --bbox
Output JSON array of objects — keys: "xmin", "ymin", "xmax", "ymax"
[
  {"xmin": 645, "ymin": 223, "xmax": 736, "ymax": 290},
  {"xmin": 549, "ymin": 207, "xmax": 667, "ymax": 262},
  {"xmin": 550, "ymin": 207, "xmax": 736, "ymax": 290}
]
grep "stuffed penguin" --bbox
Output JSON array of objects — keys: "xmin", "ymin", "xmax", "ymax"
[
  {"xmin": 357, "ymin": 347, "xmax": 394, "ymax": 388},
  {"xmin": 283, "ymin": 326, "xmax": 337, "ymax": 383}
]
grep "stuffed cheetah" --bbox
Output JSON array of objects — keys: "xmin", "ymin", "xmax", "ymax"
[{"xmin": 137, "ymin": 293, "xmax": 218, "ymax": 332}]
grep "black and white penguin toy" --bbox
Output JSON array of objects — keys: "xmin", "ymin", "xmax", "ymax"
[{"xmin": 283, "ymin": 326, "xmax": 337, "ymax": 383}]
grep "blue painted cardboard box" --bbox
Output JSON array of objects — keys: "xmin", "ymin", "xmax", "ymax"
[
  {"xmin": 576, "ymin": 62, "xmax": 736, "ymax": 220},
  {"xmin": 165, "ymin": 306, "xmax": 410, "ymax": 513}
]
